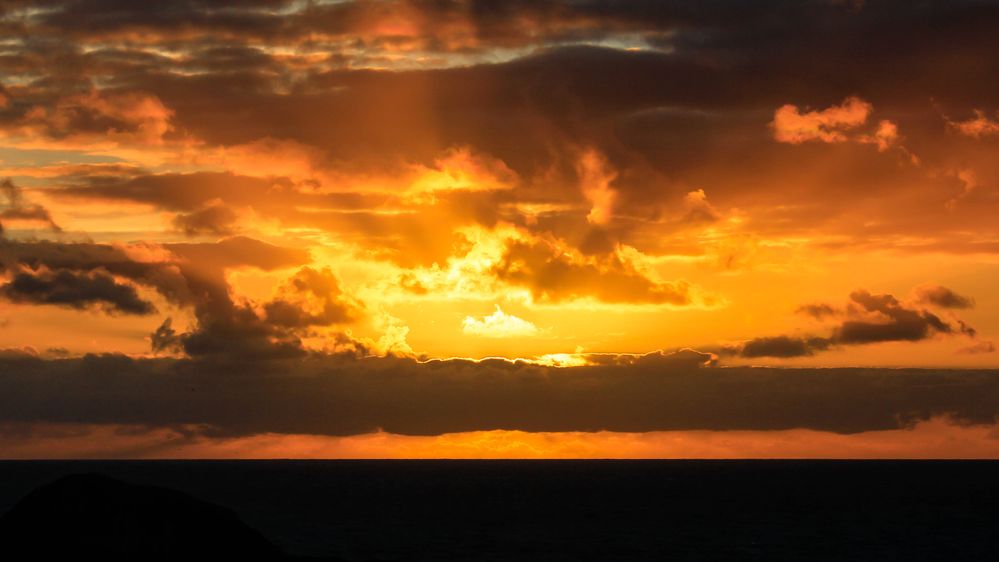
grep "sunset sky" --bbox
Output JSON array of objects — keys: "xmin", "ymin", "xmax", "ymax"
[{"xmin": 2, "ymin": 0, "xmax": 999, "ymax": 458}]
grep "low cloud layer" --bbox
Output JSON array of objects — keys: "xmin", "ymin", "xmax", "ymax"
[{"xmin": 0, "ymin": 351, "xmax": 997, "ymax": 437}]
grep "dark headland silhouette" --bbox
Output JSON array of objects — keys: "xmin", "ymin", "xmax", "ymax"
[
  {"xmin": 0, "ymin": 473, "xmax": 301, "ymax": 560},
  {"xmin": 2, "ymin": 461, "xmax": 999, "ymax": 561}
]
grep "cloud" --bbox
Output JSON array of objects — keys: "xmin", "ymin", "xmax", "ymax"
[
  {"xmin": 739, "ymin": 336, "xmax": 833, "ymax": 358},
  {"xmin": 958, "ymin": 341, "xmax": 996, "ymax": 355},
  {"xmin": 0, "ymin": 89, "xmax": 175, "ymax": 150},
  {"xmin": 771, "ymin": 98, "xmax": 910, "ymax": 159},
  {"xmin": 150, "ymin": 317, "xmax": 180, "ymax": 353},
  {"xmin": 0, "ymin": 1, "xmax": 996, "ymax": 364},
  {"xmin": 732, "ymin": 287, "xmax": 977, "ymax": 358},
  {"xmin": 18, "ymin": 1, "xmax": 999, "ymax": 257},
  {"xmin": 0, "ymin": 270, "xmax": 155, "ymax": 315},
  {"xmin": 462, "ymin": 305, "xmax": 539, "ymax": 338},
  {"xmin": 171, "ymin": 202, "xmax": 239, "ymax": 236},
  {"xmin": 1, "ymin": 352, "xmax": 999, "ymax": 437},
  {"xmin": 407, "ymin": 146, "xmax": 519, "ymax": 195},
  {"xmin": 796, "ymin": 303, "xmax": 840, "ymax": 320},
  {"xmin": 680, "ymin": 189, "xmax": 721, "ymax": 224},
  {"xmin": 54, "ymin": 172, "xmax": 292, "ymax": 212},
  {"xmin": 491, "ymin": 236, "xmax": 700, "ymax": 306},
  {"xmin": 263, "ymin": 266, "xmax": 362, "ymax": 328},
  {"xmin": 13, "ymin": 0, "xmax": 679, "ymax": 62},
  {"xmin": 949, "ymin": 110, "xmax": 999, "ymax": 138},
  {"xmin": 836, "ymin": 289, "xmax": 964, "ymax": 344},
  {"xmin": 946, "ymin": 168, "xmax": 979, "ymax": 210},
  {"xmin": 164, "ymin": 236, "xmax": 309, "ymax": 272},
  {"xmin": 149, "ymin": 242, "xmax": 344, "ymax": 359},
  {"xmin": 0, "ymin": 236, "xmax": 361, "ymax": 358},
  {"xmin": 913, "ymin": 284, "xmax": 975, "ymax": 309},
  {"xmin": 771, "ymin": 96, "xmax": 872, "ymax": 144},
  {"xmin": 577, "ymin": 149, "xmax": 617, "ymax": 225},
  {"xmin": 10, "ymin": 416, "xmax": 999, "ymax": 459},
  {"xmin": 858, "ymin": 120, "xmax": 899, "ymax": 152},
  {"xmin": 0, "ymin": 178, "xmax": 61, "ymax": 233}
]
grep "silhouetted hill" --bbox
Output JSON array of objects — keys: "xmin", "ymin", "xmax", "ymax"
[
  {"xmin": 2, "ymin": 461, "xmax": 999, "ymax": 560},
  {"xmin": 0, "ymin": 473, "xmax": 288, "ymax": 560}
]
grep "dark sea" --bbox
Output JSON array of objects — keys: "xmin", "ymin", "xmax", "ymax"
[{"xmin": 1, "ymin": 460, "xmax": 998, "ymax": 561}]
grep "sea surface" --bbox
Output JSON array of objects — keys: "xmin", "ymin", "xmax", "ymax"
[{"xmin": 1, "ymin": 460, "xmax": 998, "ymax": 560}]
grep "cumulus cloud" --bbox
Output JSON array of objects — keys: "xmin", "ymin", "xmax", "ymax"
[
  {"xmin": 462, "ymin": 305, "xmax": 539, "ymax": 338},
  {"xmin": 149, "ymin": 243, "xmax": 349, "ymax": 359},
  {"xmin": 771, "ymin": 98, "xmax": 908, "ymax": 157},
  {"xmin": 858, "ymin": 120, "xmax": 900, "ymax": 152},
  {"xmin": 949, "ymin": 110, "xmax": 999, "ymax": 138},
  {"xmin": 263, "ymin": 266, "xmax": 362, "ymax": 329},
  {"xmin": 836, "ymin": 289, "xmax": 968, "ymax": 343},
  {"xmin": 0, "ymin": 236, "xmax": 367, "ymax": 358},
  {"xmin": 771, "ymin": 96, "xmax": 872, "ymax": 144}
]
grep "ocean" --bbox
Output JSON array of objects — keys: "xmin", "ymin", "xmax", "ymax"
[{"xmin": 1, "ymin": 460, "xmax": 998, "ymax": 560}]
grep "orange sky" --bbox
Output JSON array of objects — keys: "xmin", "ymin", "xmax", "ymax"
[{"xmin": 1, "ymin": 0, "xmax": 998, "ymax": 458}]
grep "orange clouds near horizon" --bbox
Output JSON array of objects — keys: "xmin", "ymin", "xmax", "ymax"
[{"xmin": 2, "ymin": 417, "xmax": 997, "ymax": 460}]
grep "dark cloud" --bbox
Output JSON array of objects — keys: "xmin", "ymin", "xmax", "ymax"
[
  {"xmin": 149, "ymin": 239, "xmax": 323, "ymax": 359},
  {"xmin": 0, "ymin": 178, "xmax": 61, "ymax": 232},
  {"xmin": 796, "ymin": 303, "xmax": 840, "ymax": 320},
  {"xmin": 914, "ymin": 284, "xmax": 976, "ymax": 309},
  {"xmin": 263, "ymin": 266, "xmax": 361, "ymax": 328},
  {"xmin": 164, "ymin": 236, "xmax": 309, "ymax": 271},
  {"xmin": 959, "ymin": 341, "xmax": 996, "ymax": 355},
  {"xmin": 55, "ymin": 173, "xmax": 293, "ymax": 213},
  {"xmin": 738, "ymin": 336, "xmax": 833, "ymax": 359},
  {"xmin": 0, "ymin": 269, "xmax": 155, "ymax": 315},
  {"xmin": 837, "ymin": 290, "xmax": 963, "ymax": 344},
  {"xmin": 0, "ymin": 351, "xmax": 997, "ymax": 436},
  {"xmin": 0, "ymin": 236, "xmax": 306, "ymax": 306},
  {"xmin": 172, "ymin": 203, "xmax": 238, "ymax": 236},
  {"xmin": 734, "ymin": 288, "xmax": 978, "ymax": 358},
  {"xmin": 0, "ymin": 236, "xmax": 340, "ymax": 358},
  {"xmin": 150, "ymin": 317, "xmax": 180, "ymax": 354},
  {"xmin": 159, "ymin": 266, "xmax": 362, "ymax": 360},
  {"xmin": 491, "ymin": 238, "xmax": 697, "ymax": 305},
  {"xmin": 13, "ymin": 0, "xmax": 998, "ymax": 260}
]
